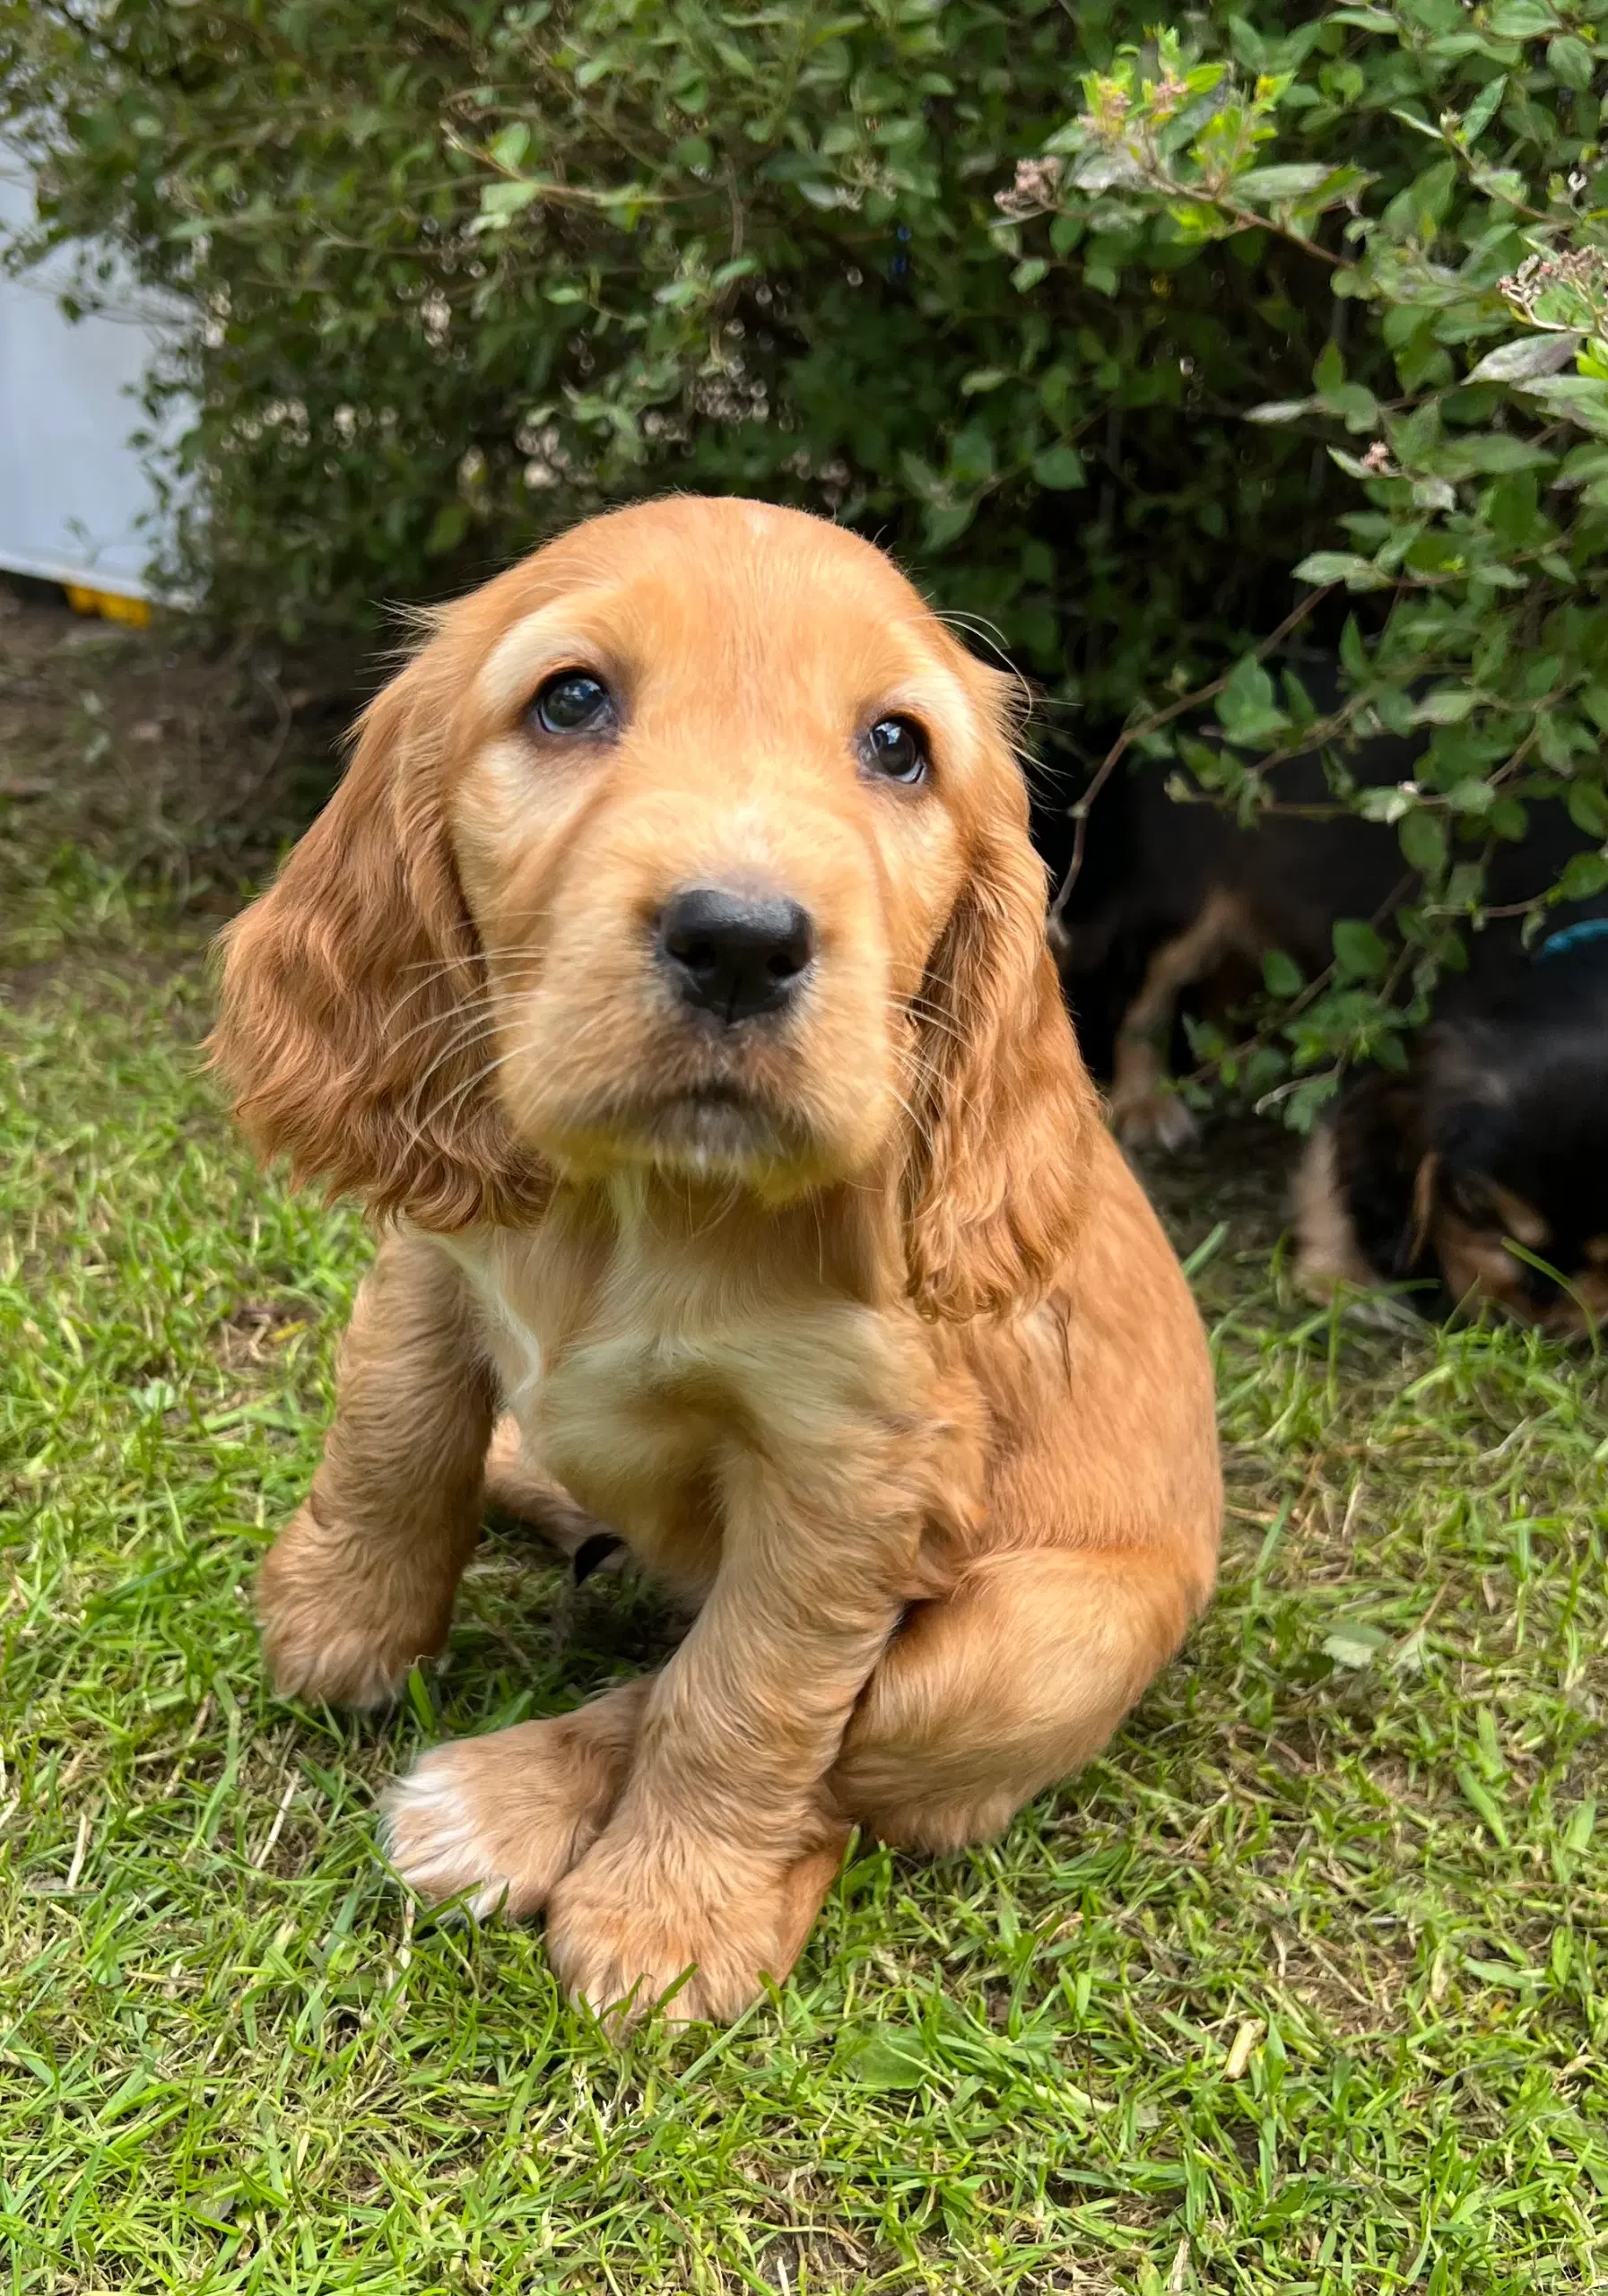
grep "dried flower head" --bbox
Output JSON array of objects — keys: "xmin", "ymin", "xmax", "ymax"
[
  {"xmin": 994, "ymin": 154, "xmax": 1065, "ymax": 218},
  {"xmin": 1500, "ymin": 245, "xmax": 1608, "ymax": 329}
]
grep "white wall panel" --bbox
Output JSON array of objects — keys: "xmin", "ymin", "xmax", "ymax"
[{"xmin": 0, "ymin": 145, "xmax": 188, "ymax": 599}]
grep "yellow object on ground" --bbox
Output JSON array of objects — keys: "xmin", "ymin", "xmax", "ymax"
[{"xmin": 65, "ymin": 583, "xmax": 152, "ymax": 628}]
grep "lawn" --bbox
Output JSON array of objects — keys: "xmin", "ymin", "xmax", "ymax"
[{"xmin": 2, "ymin": 603, "xmax": 1606, "ymax": 2294}]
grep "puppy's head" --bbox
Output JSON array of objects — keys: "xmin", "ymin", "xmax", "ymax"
[
  {"xmin": 213, "ymin": 498, "xmax": 1094, "ymax": 1318},
  {"xmin": 1414, "ymin": 1000, "xmax": 1608, "ymax": 1337}
]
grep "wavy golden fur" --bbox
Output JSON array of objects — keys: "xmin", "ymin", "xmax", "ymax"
[{"xmin": 213, "ymin": 497, "xmax": 1221, "ymax": 2022}]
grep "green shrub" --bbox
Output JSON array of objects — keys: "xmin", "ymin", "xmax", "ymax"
[{"xmin": 4, "ymin": 0, "xmax": 1607, "ymax": 1110}]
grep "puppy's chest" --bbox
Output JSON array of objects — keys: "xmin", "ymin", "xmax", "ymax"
[{"xmin": 439, "ymin": 1225, "xmax": 909, "ymax": 1576}]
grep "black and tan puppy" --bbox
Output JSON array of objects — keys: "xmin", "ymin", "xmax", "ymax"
[
  {"xmin": 1295, "ymin": 921, "xmax": 1608, "ymax": 1335},
  {"xmin": 1041, "ymin": 672, "xmax": 1423, "ymax": 1146},
  {"xmin": 1042, "ymin": 666, "xmax": 1604, "ymax": 1160}
]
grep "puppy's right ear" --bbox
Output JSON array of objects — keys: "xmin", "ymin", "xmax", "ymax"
[{"xmin": 210, "ymin": 656, "xmax": 548, "ymax": 1230}]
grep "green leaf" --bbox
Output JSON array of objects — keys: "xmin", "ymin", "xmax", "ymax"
[
  {"xmin": 1234, "ymin": 163, "xmax": 1334, "ymax": 204},
  {"xmin": 1011, "ymin": 257, "xmax": 1048, "ymax": 292},
  {"xmin": 422, "ymin": 500, "xmax": 469, "ymax": 556},
  {"xmin": 1460, "ymin": 75, "xmax": 1508, "ymax": 144},
  {"xmin": 478, "ymin": 178, "xmax": 542, "ymax": 220},
  {"xmin": 1031, "ymin": 445, "xmax": 1085, "ymax": 490},
  {"xmin": 839, "ymin": 2026, "xmax": 931, "ymax": 2091},
  {"xmin": 1262, "ymin": 948, "xmax": 1303, "ymax": 997},
  {"xmin": 1358, "ymin": 784, "xmax": 1414, "ymax": 825},
  {"xmin": 1324, "ymin": 1624, "xmax": 1389, "ymax": 1670},
  {"xmin": 1399, "ymin": 808, "xmax": 1447, "ymax": 875},
  {"xmin": 1333, "ymin": 918, "xmax": 1391, "ymax": 979},
  {"xmin": 1546, "ymin": 33, "xmax": 1595, "ymax": 91},
  {"xmin": 1411, "ymin": 475, "xmax": 1456, "ymax": 512},
  {"xmin": 922, "ymin": 499, "xmax": 977, "ymax": 548},
  {"xmin": 948, "ymin": 424, "xmax": 995, "ymax": 484},
  {"xmin": 1329, "ymin": 383, "xmax": 1381, "ymax": 433},
  {"xmin": 1215, "ymin": 656, "xmax": 1283, "ymax": 742},
  {"xmin": 1246, "ymin": 397, "xmax": 1314, "ymax": 424},
  {"xmin": 1558, "ymin": 850, "xmax": 1608, "ymax": 901},
  {"xmin": 1486, "ymin": 1, "xmax": 1559, "ymax": 35},
  {"xmin": 1292, "ymin": 552, "xmax": 1386, "ymax": 590},
  {"xmin": 488, "ymin": 123, "xmax": 531, "ymax": 171},
  {"xmin": 1435, "ymin": 434, "xmax": 1553, "ymax": 475},
  {"xmin": 1446, "ymin": 778, "xmax": 1496, "ymax": 815},
  {"xmin": 405, "ymin": 1665, "xmax": 437, "ymax": 1733},
  {"xmin": 1456, "ymin": 1764, "xmax": 1510, "ymax": 1848},
  {"xmin": 1566, "ymin": 783, "xmax": 1608, "ymax": 839},
  {"xmin": 1466, "ymin": 333, "xmax": 1581, "ymax": 385},
  {"xmin": 1517, "ymin": 376, "xmax": 1608, "ymax": 438},
  {"xmin": 1410, "ymin": 688, "xmax": 1474, "ymax": 725}
]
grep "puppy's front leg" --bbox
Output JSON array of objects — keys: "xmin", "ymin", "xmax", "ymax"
[
  {"xmin": 259, "ymin": 1231, "xmax": 496, "ymax": 1707},
  {"xmin": 543, "ymin": 1445, "xmax": 914, "ymax": 2023}
]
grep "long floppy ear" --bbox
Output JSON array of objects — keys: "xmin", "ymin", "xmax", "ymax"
[
  {"xmin": 903, "ymin": 791, "xmax": 1099, "ymax": 1321},
  {"xmin": 209, "ymin": 654, "xmax": 549, "ymax": 1231}
]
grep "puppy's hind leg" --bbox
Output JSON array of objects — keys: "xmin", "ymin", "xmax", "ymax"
[
  {"xmin": 482, "ymin": 1413, "xmax": 616, "ymax": 1568},
  {"xmin": 1108, "ymin": 891, "xmax": 1256, "ymax": 1151},
  {"xmin": 258, "ymin": 1231, "xmax": 496, "ymax": 1708},
  {"xmin": 830, "ymin": 1544, "xmax": 1208, "ymax": 1852}
]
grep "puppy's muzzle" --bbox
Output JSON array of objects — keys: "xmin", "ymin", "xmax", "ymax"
[{"xmin": 656, "ymin": 884, "xmax": 815, "ymax": 1025}]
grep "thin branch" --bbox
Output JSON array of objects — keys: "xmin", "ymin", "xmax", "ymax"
[{"xmin": 1046, "ymin": 585, "xmax": 1335, "ymax": 944}]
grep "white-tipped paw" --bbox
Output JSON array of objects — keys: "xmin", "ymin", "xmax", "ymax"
[
  {"xmin": 384, "ymin": 1752, "xmax": 520, "ymax": 1918},
  {"xmin": 382, "ymin": 1709, "xmax": 634, "ymax": 1920},
  {"xmin": 1112, "ymin": 1090, "xmax": 1199, "ymax": 1153}
]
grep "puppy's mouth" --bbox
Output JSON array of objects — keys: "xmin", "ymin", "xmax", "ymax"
[
  {"xmin": 548, "ymin": 1074, "xmax": 821, "ymax": 1184},
  {"xmin": 640, "ymin": 1080, "xmax": 800, "ymax": 1160}
]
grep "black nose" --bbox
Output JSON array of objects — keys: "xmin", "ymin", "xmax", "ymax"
[{"xmin": 656, "ymin": 886, "xmax": 815, "ymax": 1023}]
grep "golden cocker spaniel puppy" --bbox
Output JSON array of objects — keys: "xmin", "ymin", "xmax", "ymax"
[{"xmin": 213, "ymin": 498, "xmax": 1221, "ymax": 2023}]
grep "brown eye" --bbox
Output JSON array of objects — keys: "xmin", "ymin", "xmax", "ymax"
[
  {"xmin": 529, "ymin": 670, "xmax": 614, "ymax": 736},
  {"xmin": 863, "ymin": 715, "xmax": 929, "ymax": 786},
  {"xmin": 1446, "ymin": 1171, "xmax": 1495, "ymax": 1227}
]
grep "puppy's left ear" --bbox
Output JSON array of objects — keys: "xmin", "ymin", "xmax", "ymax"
[{"xmin": 902, "ymin": 738, "xmax": 1098, "ymax": 1321}]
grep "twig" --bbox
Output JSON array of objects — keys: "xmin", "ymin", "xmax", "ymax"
[
  {"xmin": 65, "ymin": 1809, "xmax": 91, "ymax": 1892},
  {"xmin": 251, "ymin": 1771, "xmax": 299, "ymax": 1869},
  {"xmin": 1047, "ymin": 586, "xmax": 1334, "ymax": 942},
  {"xmin": 159, "ymin": 1692, "xmax": 214, "ymax": 1798}
]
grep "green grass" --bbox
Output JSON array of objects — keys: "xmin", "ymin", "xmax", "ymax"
[{"xmin": 3, "ymin": 858, "xmax": 1607, "ymax": 2296}]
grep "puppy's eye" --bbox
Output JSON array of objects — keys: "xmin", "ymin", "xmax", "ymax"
[
  {"xmin": 863, "ymin": 716, "xmax": 929, "ymax": 786},
  {"xmin": 1445, "ymin": 1170, "xmax": 1495, "ymax": 1226},
  {"xmin": 529, "ymin": 670, "xmax": 614, "ymax": 736}
]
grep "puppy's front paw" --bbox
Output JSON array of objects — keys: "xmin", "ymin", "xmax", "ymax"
[
  {"xmin": 544, "ymin": 1832, "xmax": 844, "ymax": 2027},
  {"xmin": 258, "ymin": 1504, "xmax": 452, "ymax": 1709},
  {"xmin": 383, "ymin": 1696, "xmax": 645, "ymax": 1918},
  {"xmin": 1111, "ymin": 1090, "xmax": 1199, "ymax": 1153}
]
